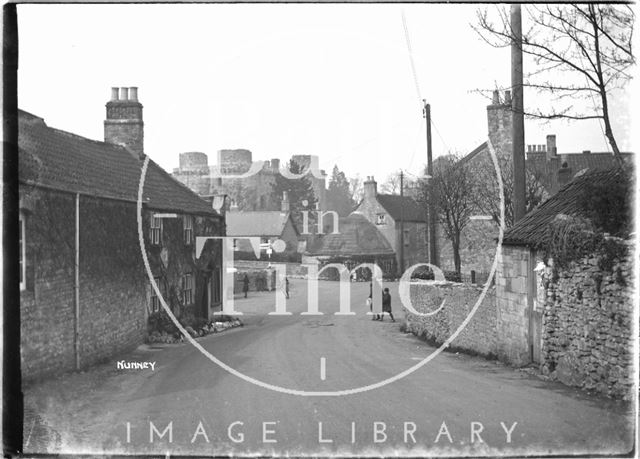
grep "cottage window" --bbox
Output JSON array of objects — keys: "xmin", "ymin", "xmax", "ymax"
[
  {"xmin": 150, "ymin": 215, "xmax": 163, "ymax": 245},
  {"xmin": 183, "ymin": 215, "xmax": 193, "ymax": 245},
  {"xmin": 376, "ymin": 213, "xmax": 386, "ymax": 225},
  {"xmin": 150, "ymin": 277, "xmax": 162, "ymax": 313},
  {"xmin": 19, "ymin": 212, "xmax": 26, "ymax": 291},
  {"xmin": 182, "ymin": 273, "xmax": 194, "ymax": 305},
  {"xmin": 404, "ymin": 229, "xmax": 410, "ymax": 247}
]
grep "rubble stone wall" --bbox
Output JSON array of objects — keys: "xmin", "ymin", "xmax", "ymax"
[
  {"xmin": 541, "ymin": 247, "xmax": 634, "ymax": 399},
  {"xmin": 404, "ymin": 282, "xmax": 497, "ymax": 357}
]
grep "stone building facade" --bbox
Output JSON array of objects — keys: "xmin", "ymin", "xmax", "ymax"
[
  {"xmin": 351, "ymin": 177, "xmax": 428, "ymax": 275},
  {"xmin": 172, "ymin": 150, "xmax": 328, "ymax": 212},
  {"xmin": 19, "ymin": 88, "xmax": 224, "ymax": 380}
]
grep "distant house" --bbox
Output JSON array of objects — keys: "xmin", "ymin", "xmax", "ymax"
[
  {"xmin": 226, "ymin": 193, "xmax": 300, "ymax": 261},
  {"xmin": 18, "ymin": 87, "xmax": 224, "ymax": 380},
  {"xmin": 496, "ymin": 167, "xmax": 626, "ymax": 366},
  {"xmin": 304, "ymin": 213, "xmax": 397, "ymax": 278},
  {"xmin": 444, "ymin": 89, "xmax": 633, "ymax": 276},
  {"xmin": 351, "ymin": 177, "xmax": 428, "ymax": 275}
]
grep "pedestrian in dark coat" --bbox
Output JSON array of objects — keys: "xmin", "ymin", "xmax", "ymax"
[
  {"xmin": 242, "ymin": 274, "xmax": 250, "ymax": 298},
  {"xmin": 381, "ymin": 288, "xmax": 395, "ymax": 322}
]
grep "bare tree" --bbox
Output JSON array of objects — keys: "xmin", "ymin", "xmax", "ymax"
[
  {"xmin": 475, "ymin": 5, "xmax": 635, "ymax": 165},
  {"xmin": 420, "ymin": 156, "xmax": 475, "ymax": 273},
  {"xmin": 469, "ymin": 151, "xmax": 548, "ymax": 228},
  {"xmin": 380, "ymin": 171, "xmax": 416, "ymax": 196}
]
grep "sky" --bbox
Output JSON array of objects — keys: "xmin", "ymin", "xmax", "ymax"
[{"xmin": 17, "ymin": 4, "xmax": 635, "ymax": 184}]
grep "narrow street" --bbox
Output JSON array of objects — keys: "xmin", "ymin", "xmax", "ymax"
[{"xmin": 23, "ymin": 279, "xmax": 634, "ymax": 456}]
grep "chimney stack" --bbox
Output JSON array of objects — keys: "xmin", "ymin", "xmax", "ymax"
[
  {"xmin": 281, "ymin": 191, "xmax": 290, "ymax": 212},
  {"xmin": 104, "ymin": 86, "xmax": 144, "ymax": 159},
  {"xmin": 486, "ymin": 86, "xmax": 513, "ymax": 157},
  {"xmin": 363, "ymin": 176, "xmax": 377, "ymax": 199}
]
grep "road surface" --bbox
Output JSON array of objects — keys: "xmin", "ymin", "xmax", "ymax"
[{"xmin": 23, "ymin": 279, "xmax": 634, "ymax": 456}]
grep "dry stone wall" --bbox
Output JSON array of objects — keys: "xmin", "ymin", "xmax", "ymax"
[
  {"xmin": 541, "ymin": 246, "xmax": 634, "ymax": 399},
  {"xmin": 404, "ymin": 281, "xmax": 497, "ymax": 357}
]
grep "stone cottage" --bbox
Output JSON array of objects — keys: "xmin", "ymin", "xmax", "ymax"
[
  {"xmin": 18, "ymin": 87, "xmax": 224, "ymax": 380},
  {"xmin": 351, "ymin": 177, "xmax": 428, "ymax": 276},
  {"xmin": 226, "ymin": 192, "xmax": 301, "ymax": 261},
  {"xmin": 496, "ymin": 167, "xmax": 632, "ymax": 372}
]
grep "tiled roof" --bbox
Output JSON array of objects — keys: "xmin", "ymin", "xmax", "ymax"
[
  {"xmin": 306, "ymin": 214, "xmax": 395, "ymax": 256},
  {"xmin": 18, "ymin": 109, "xmax": 217, "ymax": 215},
  {"xmin": 376, "ymin": 194, "xmax": 426, "ymax": 222},
  {"xmin": 226, "ymin": 211, "xmax": 295, "ymax": 237},
  {"xmin": 503, "ymin": 167, "xmax": 626, "ymax": 247}
]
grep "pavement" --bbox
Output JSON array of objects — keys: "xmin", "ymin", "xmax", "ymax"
[{"xmin": 22, "ymin": 278, "xmax": 635, "ymax": 456}]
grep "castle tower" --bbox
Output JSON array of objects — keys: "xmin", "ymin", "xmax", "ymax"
[{"xmin": 104, "ymin": 87, "xmax": 144, "ymax": 158}]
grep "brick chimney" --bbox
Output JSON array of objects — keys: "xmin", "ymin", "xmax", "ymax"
[
  {"xmin": 363, "ymin": 176, "xmax": 377, "ymax": 199},
  {"xmin": 556, "ymin": 159, "xmax": 573, "ymax": 190},
  {"xmin": 281, "ymin": 191, "xmax": 290, "ymax": 212},
  {"xmin": 546, "ymin": 135, "xmax": 557, "ymax": 161},
  {"xmin": 486, "ymin": 89, "xmax": 513, "ymax": 158},
  {"xmin": 104, "ymin": 86, "xmax": 144, "ymax": 159}
]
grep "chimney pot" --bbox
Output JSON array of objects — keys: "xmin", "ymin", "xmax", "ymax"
[
  {"xmin": 120, "ymin": 87, "xmax": 129, "ymax": 100},
  {"xmin": 504, "ymin": 90, "xmax": 512, "ymax": 105},
  {"xmin": 492, "ymin": 90, "xmax": 500, "ymax": 105},
  {"xmin": 582, "ymin": 150, "xmax": 591, "ymax": 154},
  {"xmin": 129, "ymin": 87, "xmax": 138, "ymax": 101},
  {"xmin": 111, "ymin": 87, "xmax": 119, "ymax": 101}
]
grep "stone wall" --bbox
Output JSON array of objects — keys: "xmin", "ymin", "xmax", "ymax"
[
  {"xmin": 234, "ymin": 268, "xmax": 277, "ymax": 293},
  {"xmin": 404, "ymin": 281, "xmax": 497, "ymax": 357},
  {"xmin": 495, "ymin": 245, "xmax": 531, "ymax": 366},
  {"xmin": 540, "ymin": 247, "xmax": 634, "ymax": 399},
  {"xmin": 20, "ymin": 189, "xmax": 147, "ymax": 380}
]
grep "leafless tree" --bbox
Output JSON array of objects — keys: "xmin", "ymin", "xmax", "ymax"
[
  {"xmin": 469, "ymin": 152, "xmax": 548, "ymax": 228},
  {"xmin": 380, "ymin": 171, "xmax": 416, "ymax": 196},
  {"xmin": 475, "ymin": 4, "xmax": 635, "ymax": 166},
  {"xmin": 420, "ymin": 156, "xmax": 475, "ymax": 273}
]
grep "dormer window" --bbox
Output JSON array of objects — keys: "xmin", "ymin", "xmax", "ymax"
[{"xmin": 376, "ymin": 213, "xmax": 386, "ymax": 225}]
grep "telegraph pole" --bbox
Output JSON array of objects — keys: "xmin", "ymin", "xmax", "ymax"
[
  {"xmin": 511, "ymin": 4, "xmax": 526, "ymax": 222},
  {"xmin": 399, "ymin": 170, "xmax": 405, "ymax": 275},
  {"xmin": 423, "ymin": 100, "xmax": 438, "ymax": 266}
]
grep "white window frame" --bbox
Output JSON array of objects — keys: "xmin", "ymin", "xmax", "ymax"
[
  {"xmin": 19, "ymin": 212, "xmax": 26, "ymax": 291},
  {"xmin": 182, "ymin": 273, "xmax": 194, "ymax": 305},
  {"xmin": 150, "ymin": 215, "xmax": 163, "ymax": 245},
  {"xmin": 376, "ymin": 213, "xmax": 386, "ymax": 225},
  {"xmin": 183, "ymin": 215, "xmax": 193, "ymax": 245}
]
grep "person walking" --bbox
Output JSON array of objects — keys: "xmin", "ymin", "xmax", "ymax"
[
  {"xmin": 242, "ymin": 274, "xmax": 250, "ymax": 299},
  {"xmin": 285, "ymin": 277, "xmax": 290, "ymax": 299},
  {"xmin": 380, "ymin": 287, "xmax": 395, "ymax": 322}
]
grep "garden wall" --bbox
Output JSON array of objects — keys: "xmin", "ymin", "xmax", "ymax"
[
  {"xmin": 404, "ymin": 281, "xmax": 497, "ymax": 357},
  {"xmin": 541, "ymin": 245, "xmax": 634, "ymax": 399}
]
